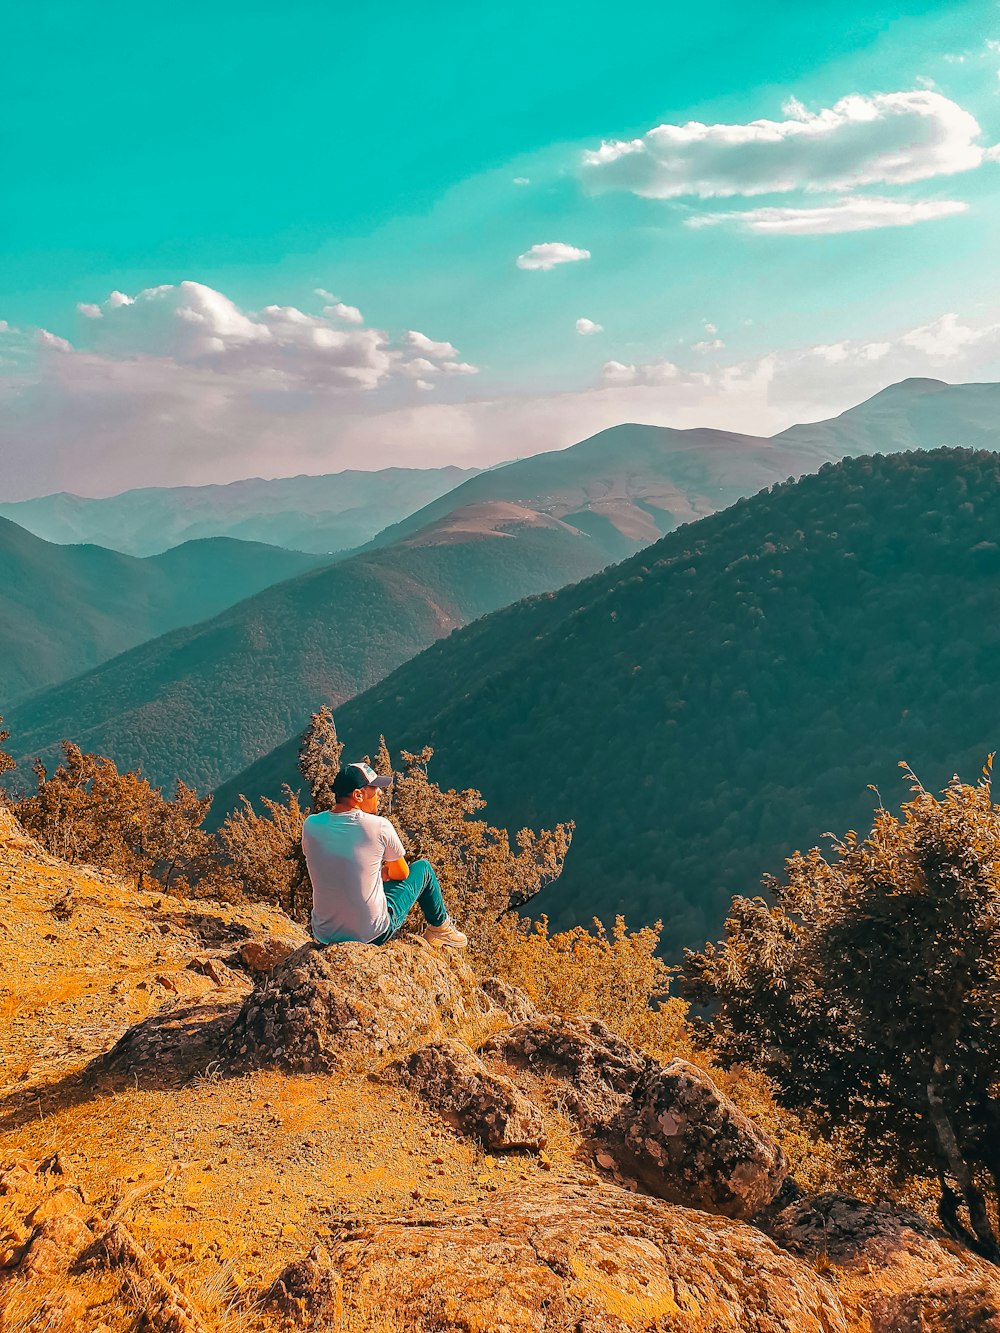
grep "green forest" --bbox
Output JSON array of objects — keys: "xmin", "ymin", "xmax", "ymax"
[{"xmin": 228, "ymin": 448, "xmax": 1000, "ymax": 949}]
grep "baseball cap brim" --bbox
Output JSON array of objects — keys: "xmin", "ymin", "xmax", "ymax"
[{"xmin": 368, "ymin": 774, "xmax": 393, "ymax": 789}]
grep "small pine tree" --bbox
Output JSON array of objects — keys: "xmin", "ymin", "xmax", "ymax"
[
  {"xmin": 373, "ymin": 735, "xmax": 393, "ymax": 814},
  {"xmin": 298, "ymin": 706, "xmax": 343, "ymax": 813},
  {"xmin": 217, "ymin": 787, "xmax": 310, "ymax": 919},
  {"xmin": 682, "ymin": 760, "xmax": 1000, "ymax": 1262}
]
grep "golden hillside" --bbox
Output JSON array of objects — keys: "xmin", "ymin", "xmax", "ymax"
[{"xmin": 3, "ymin": 806, "xmax": 999, "ymax": 1332}]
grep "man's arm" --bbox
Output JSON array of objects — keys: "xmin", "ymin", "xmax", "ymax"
[{"xmin": 382, "ymin": 857, "xmax": 409, "ymax": 882}]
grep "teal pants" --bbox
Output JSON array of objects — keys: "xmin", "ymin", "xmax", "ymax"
[{"xmin": 372, "ymin": 858, "xmax": 448, "ymax": 944}]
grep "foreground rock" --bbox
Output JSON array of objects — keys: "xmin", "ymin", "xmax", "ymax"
[
  {"xmin": 482, "ymin": 1015, "xmax": 651, "ymax": 1133},
  {"xmin": 768, "ymin": 1193, "xmax": 1000, "ymax": 1332},
  {"xmin": 389, "ymin": 1039, "xmax": 546, "ymax": 1151},
  {"xmin": 220, "ymin": 938, "xmax": 497, "ymax": 1073},
  {"xmin": 483, "ymin": 1017, "xmax": 787, "ymax": 1219},
  {"xmin": 623, "ymin": 1058, "xmax": 788, "ymax": 1219},
  {"xmin": 326, "ymin": 1179, "xmax": 851, "ymax": 1332}
]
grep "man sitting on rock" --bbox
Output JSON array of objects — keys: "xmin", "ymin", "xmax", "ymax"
[{"xmin": 302, "ymin": 761, "xmax": 467, "ymax": 949}]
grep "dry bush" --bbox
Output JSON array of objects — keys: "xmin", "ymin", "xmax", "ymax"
[
  {"xmin": 491, "ymin": 912, "xmax": 692, "ymax": 1058},
  {"xmin": 0, "ymin": 713, "xmax": 13, "ymax": 779},
  {"xmin": 217, "ymin": 787, "xmax": 310, "ymax": 919},
  {"xmin": 13, "ymin": 742, "xmax": 216, "ymax": 893}
]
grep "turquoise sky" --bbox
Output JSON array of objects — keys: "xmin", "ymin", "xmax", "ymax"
[{"xmin": 2, "ymin": 1, "xmax": 1000, "ymax": 495}]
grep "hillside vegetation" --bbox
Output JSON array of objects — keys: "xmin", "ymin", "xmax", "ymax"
[
  {"xmin": 4, "ymin": 508, "xmax": 609, "ymax": 792},
  {"xmin": 0, "ymin": 465, "xmax": 477, "ymax": 555},
  {"xmin": 223, "ymin": 448, "xmax": 1000, "ymax": 947},
  {"xmin": 0, "ymin": 518, "xmax": 326, "ymax": 706}
]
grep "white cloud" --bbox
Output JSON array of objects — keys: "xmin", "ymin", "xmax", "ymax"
[
  {"xmin": 516, "ymin": 242, "xmax": 591, "ymax": 271},
  {"xmin": 314, "ymin": 287, "xmax": 338, "ymax": 301},
  {"xmin": 107, "ymin": 291, "xmax": 133, "ymax": 307},
  {"xmin": 688, "ymin": 195, "xmax": 969, "ymax": 235},
  {"xmin": 325, "ymin": 301, "xmax": 364, "ymax": 324},
  {"xmin": 77, "ymin": 303, "xmax": 103, "ymax": 319},
  {"xmin": 704, "ymin": 322, "xmax": 718, "ymax": 334},
  {"xmin": 604, "ymin": 358, "xmax": 683, "ymax": 386},
  {"xmin": 404, "ymin": 329, "xmax": 460, "ymax": 360},
  {"xmin": 36, "ymin": 329, "xmax": 72, "ymax": 352},
  {"xmin": 583, "ymin": 91, "xmax": 993, "ymax": 199},
  {"xmin": 692, "ymin": 338, "xmax": 725, "ymax": 353},
  {"xmin": 576, "ymin": 317, "xmax": 603, "ymax": 335},
  {"xmin": 513, "ymin": 177, "xmax": 530, "ymax": 186}
]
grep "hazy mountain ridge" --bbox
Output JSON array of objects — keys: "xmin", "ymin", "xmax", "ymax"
[
  {"xmin": 3, "ymin": 506, "xmax": 613, "ymax": 791},
  {"xmin": 0, "ymin": 465, "xmax": 479, "ymax": 556},
  {"xmin": 0, "ymin": 517, "xmax": 328, "ymax": 706},
  {"xmin": 220, "ymin": 446, "xmax": 1000, "ymax": 947}
]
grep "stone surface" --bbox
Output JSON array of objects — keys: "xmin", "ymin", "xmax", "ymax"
[
  {"xmin": 623, "ymin": 1058, "xmax": 788, "ymax": 1219},
  {"xmin": 237, "ymin": 934, "xmax": 298, "ymax": 974},
  {"xmin": 220, "ymin": 938, "xmax": 493, "ymax": 1073},
  {"xmin": 478, "ymin": 975, "xmax": 538, "ymax": 1023},
  {"xmin": 329, "ymin": 1179, "xmax": 851, "ymax": 1332},
  {"xmin": 96, "ymin": 993, "xmax": 247, "ymax": 1082},
  {"xmin": 390, "ymin": 1039, "xmax": 546, "ymax": 1151},
  {"xmin": 481, "ymin": 1015, "xmax": 651, "ymax": 1133},
  {"xmin": 768, "ymin": 1193, "xmax": 1000, "ymax": 1332}
]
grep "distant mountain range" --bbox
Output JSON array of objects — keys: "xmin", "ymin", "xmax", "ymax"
[
  {"xmin": 7, "ymin": 377, "xmax": 1000, "ymax": 814},
  {"xmin": 218, "ymin": 444, "xmax": 1000, "ymax": 947},
  {"xmin": 0, "ymin": 518, "xmax": 327, "ymax": 706},
  {"xmin": 0, "ymin": 466, "xmax": 478, "ymax": 556},
  {"xmin": 2, "ymin": 503, "xmax": 614, "ymax": 792}
]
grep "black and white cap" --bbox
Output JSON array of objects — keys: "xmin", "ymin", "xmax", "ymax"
[{"xmin": 332, "ymin": 761, "xmax": 393, "ymax": 799}]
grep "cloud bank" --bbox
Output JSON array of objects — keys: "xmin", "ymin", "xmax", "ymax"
[
  {"xmin": 2, "ymin": 288, "xmax": 999, "ymax": 499},
  {"xmin": 583, "ymin": 91, "xmax": 993, "ymax": 199}
]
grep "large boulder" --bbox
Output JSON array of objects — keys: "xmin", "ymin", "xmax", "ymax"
[
  {"xmin": 220, "ymin": 938, "xmax": 496, "ymax": 1073},
  {"xmin": 622, "ymin": 1059, "xmax": 788, "ymax": 1220},
  {"xmin": 768, "ymin": 1193, "xmax": 1000, "ymax": 1332},
  {"xmin": 325, "ymin": 1179, "xmax": 851, "ymax": 1332},
  {"xmin": 390, "ymin": 1039, "xmax": 546, "ymax": 1151}
]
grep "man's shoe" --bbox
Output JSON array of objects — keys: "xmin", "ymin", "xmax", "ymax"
[{"xmin": 423, "ymin": 917, "xmax": 468, "ymax": 948}]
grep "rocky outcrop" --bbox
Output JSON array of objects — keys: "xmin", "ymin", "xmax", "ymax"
[
  {"xmin": 482, "ymin": 1015, "xmax": 651, "ymax": 1132},
  {"xmin": 267, "ymin": 1244, "xmax": 343, "ymax": 1325},
  {"xmin": 482, "ymin": 1017, "xmax": 787, "ymax": 1219},
  {"xmin": 237, "ymin": 934, "xmax": 298, "ymax": 975},
  {"xmin": 768, "ymin": 1193, "xmax": 1000, "ymax": 1332},
  {"xmin": 326, "ymin": 1179, "xmax": 851, "ymax": 1332},
  {"xmin": 220, "ymin": 938, "xmax": 496, "ymax": 1074},
  {"xmin": 623, "ymin": 1058, "xmax": 788, "ymax": 1219},
  {"xmin": 478, "ymin": 975, "xmax": 538, "ymax": 1023},
  {"xmin": 389, "ymin": 1039, "xmax": 546, "ymax": 1151}
]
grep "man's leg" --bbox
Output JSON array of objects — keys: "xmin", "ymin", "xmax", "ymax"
[{"xmin": 382, "ymin": 859, "xmax": 448, "ymax": 935}]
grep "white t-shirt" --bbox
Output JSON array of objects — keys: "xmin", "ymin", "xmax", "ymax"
[{"xmin": 302, "ymin": 809, "xmax": 406, "ymax": 945}]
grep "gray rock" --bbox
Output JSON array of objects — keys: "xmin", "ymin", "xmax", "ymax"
[
  {"xmin": 481, "ymin": 1014, "xmax": 651, "ymax": 1133},
  {"xmin": 478, "ymin": 975, "xmax": 538, "ymax": 1023},
  {"xmin": 390, "ymin": 1039, "xmax": 546, "ymax": 1151},
  {"xmin": 221, "ymin": 938, "xmax": 493, "ymax": 1074},
  {"xmin": 623, "ymin": 1058, "xmax": 788, "ymax": 1220}
]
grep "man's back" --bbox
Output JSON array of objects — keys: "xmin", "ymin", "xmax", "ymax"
[{"xmin": 302, "ymin": 808, "xmax": 404, "ymax": 944}]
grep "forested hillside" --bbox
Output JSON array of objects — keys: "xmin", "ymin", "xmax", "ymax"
[
  {"xmin": 221, "ymin": 448, "xmax": 1000, "ymax": 947},
  {"xmin": 0, "ymin": 465, "xmax": 477, "ymax": 555},
  {"xmin": 3, "ymin": 506, "xmax": 610, "ymax": 791},
  {"xmin": 0, "ymin": 518, "xmax": 326, "ymax": 705}
]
